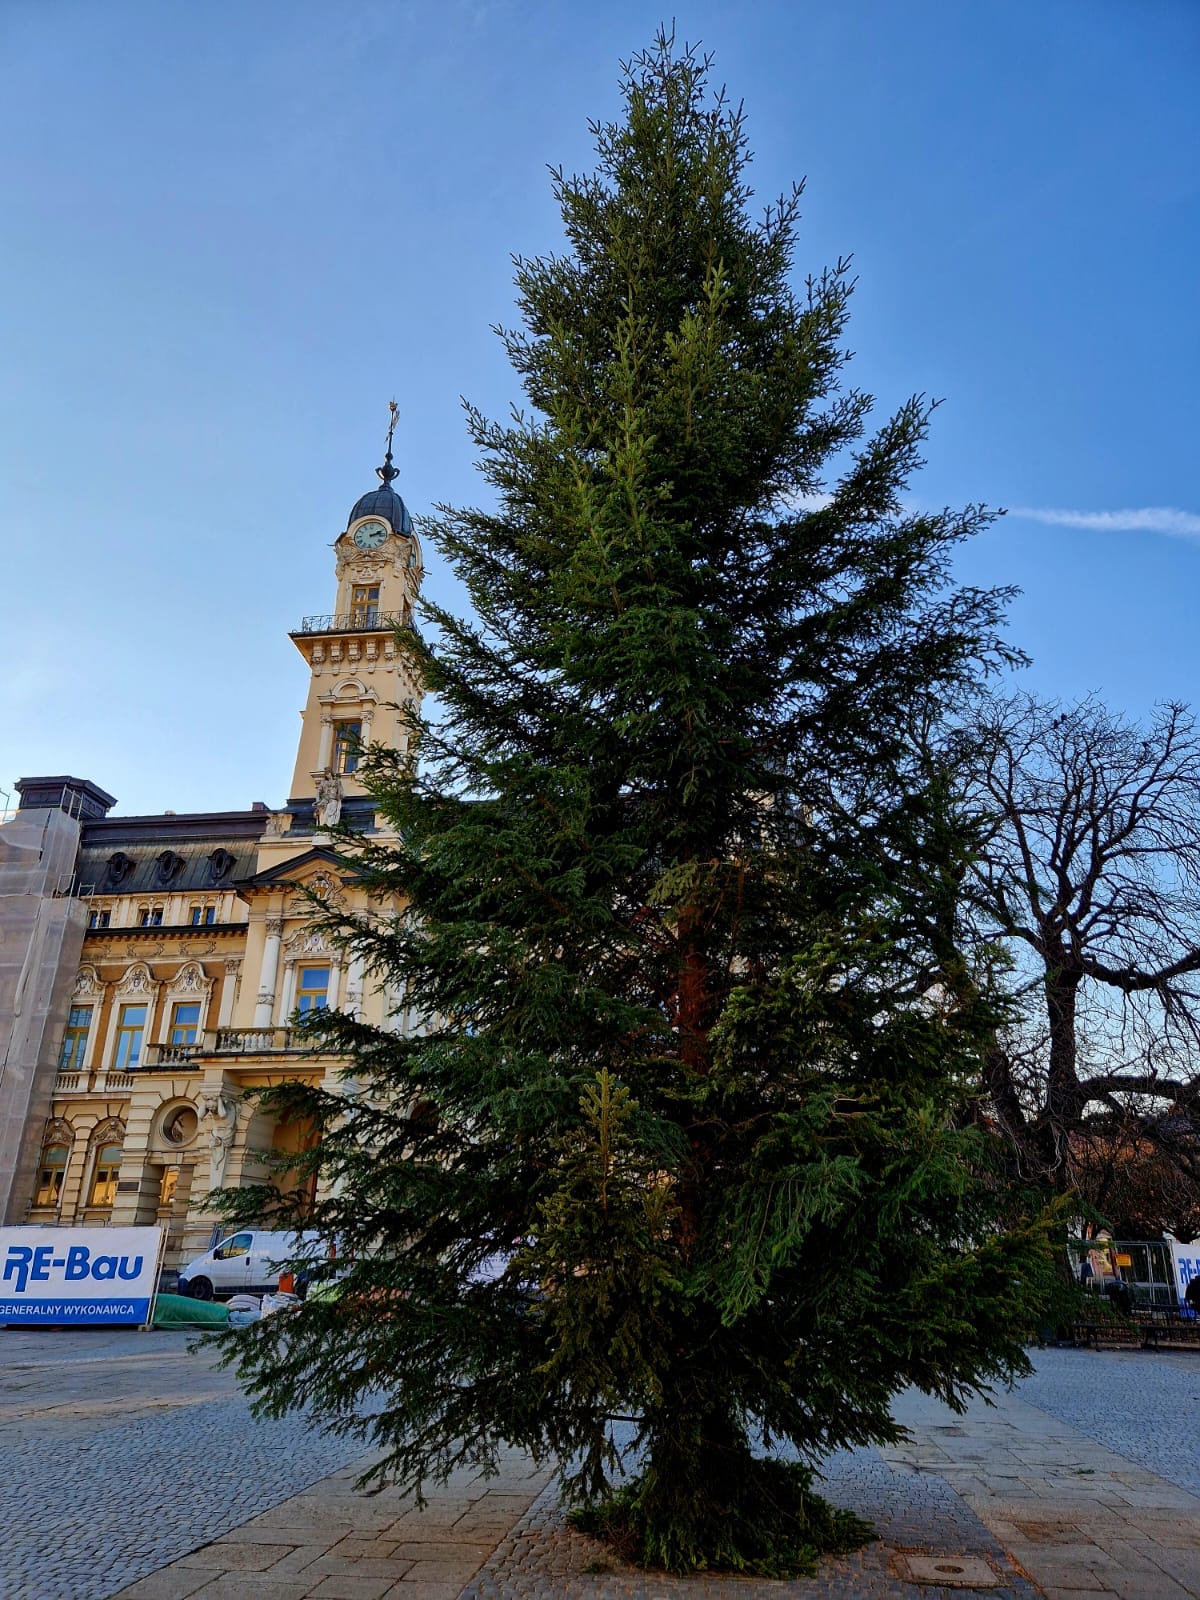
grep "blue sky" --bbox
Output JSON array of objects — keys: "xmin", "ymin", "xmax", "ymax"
[{"xmin": 2, "ymin": 0, "xmax": 1196, "ymax": 817}]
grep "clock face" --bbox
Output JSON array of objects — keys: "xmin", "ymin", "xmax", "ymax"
[{"xmin": 353, "ymin": 520, "xmax": 388, "ymax": 549}]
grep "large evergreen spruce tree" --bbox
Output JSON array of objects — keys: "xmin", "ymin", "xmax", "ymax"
[{"xmin": 225, "ymin": 34, "xmax": 1053, "ymax": 1575}]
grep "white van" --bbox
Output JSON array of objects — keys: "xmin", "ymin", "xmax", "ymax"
[{"xmin": 178, "ymin": 1230, "xmax": 322, "ymax": 1300}]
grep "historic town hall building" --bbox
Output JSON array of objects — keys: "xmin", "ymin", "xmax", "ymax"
[{"xmin": 0, "ymin": 434, "xmax": 423, "ymax": 1268}]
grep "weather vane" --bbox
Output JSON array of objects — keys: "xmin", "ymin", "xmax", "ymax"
[{"xmin": 377, "ymin": 398, "xmax": 401, "ymax": 486}]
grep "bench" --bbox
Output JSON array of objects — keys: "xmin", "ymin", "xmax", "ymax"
[
  {"xmin": 1072, "ymin": 1319, "xmax": 1144, "ymax": 1350},
  {"xmin": 1140, "ymin": 1313, "xmax": 1200, "ymax": 1351}
]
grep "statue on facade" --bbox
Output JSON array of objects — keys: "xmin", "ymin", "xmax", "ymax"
[
  {"xmin": 201, "ymin": 1088, "xmax": 238, "ymax": 1192},
  {"xmin": 313, "ymin": 770, "xmax": 343, "ymax": 829}
]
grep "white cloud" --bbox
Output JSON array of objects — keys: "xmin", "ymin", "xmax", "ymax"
[
  {"xmin": 1012, "ymin": 506, "xmax": 1200, "ymax": 540},
  {"xmin": 781, "ymin": 490, "xmax": 835, "ymax": 512}
]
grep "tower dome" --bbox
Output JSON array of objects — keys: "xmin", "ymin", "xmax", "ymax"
[
  {"xmin": 347, "ymin": 401, "xmax": 413, "ymax": 534},
  {"xmin": 347, "ymin": 483, "xmax": 413, "ymax": 535}
]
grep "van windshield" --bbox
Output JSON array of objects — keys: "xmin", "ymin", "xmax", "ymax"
[{"xmin": 214, "ymin": 1232, "xmax": 252, "ymax": 1259}]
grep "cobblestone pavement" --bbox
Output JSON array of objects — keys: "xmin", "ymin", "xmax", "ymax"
[
  {"xmin": 1019, "ymin": 1347, "xmax": 1200, "ymax": 1497},
  {"xmin": 5, "ymin": 1331, "xmax": 1200, "ymax": 1600},
  {"xmin": 0, "ymin": 1329, "xmax": 372, "ymax": 1600}
]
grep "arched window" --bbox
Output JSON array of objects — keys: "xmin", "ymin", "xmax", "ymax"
[
  {"xmin": 35, "ymin": 1144, "xmax": 69, "ymax": 1208},
  {"xmin": 89, "ymin": 1142, "xmax": 124, "ymax": 1208}
]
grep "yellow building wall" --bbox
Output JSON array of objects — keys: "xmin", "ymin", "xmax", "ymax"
[{"xmin": 25, "ymin": 486, "xmax": 424, "ymax": 1270}]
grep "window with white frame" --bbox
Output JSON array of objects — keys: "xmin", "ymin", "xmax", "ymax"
[
  {"xmin": 113, "ymin": 1004, "xmax": 147, "ymax": 1068},
  {"xmin": 59, "ymin": 1006, "xmax": 92, "ymax": 1071}
]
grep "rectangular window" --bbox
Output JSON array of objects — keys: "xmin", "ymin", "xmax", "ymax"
[
  {"xmin": 89, "ymin": 1142, "xmax": 124, "ymax": 1208},
  {"xmin": 59, "ymin": 1005, "xmax": 92, "ymax": 1071},
  {"xmin": 189, "ymin": 905, "xmax": 217, "ymax": 926},
  {"xmin": 113, "ymin": 1003, "xmax": 147, "ymax": 1068},
  {"xmin": 351, "ymin": 584, "xmax": 380, "ymax": 628},
  {"xmin": 89, "ymin": 908, "xmax": 110, "ymax": 929},
  {"xmin": 296, "ymin": 966, "xmax": 330, "ymax": 1016},
  {"xmin": 169, "ymin": 1001, "xmax": 201, "ymax": 1046},
  {"xmin": 139, "ymin": 906, "xmax": 163, "ymax": 927},
  {"xmin": 333, "ymin": 721, "xmax": 362, "ymax": 775}
]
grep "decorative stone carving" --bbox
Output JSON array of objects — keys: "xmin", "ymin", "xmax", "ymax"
[
  {"xmin": 285, "ymin": 926, "xmax": 331, "ymax": 957},
  {"xmin": 89, "ymin": 1116, "xmax": 125, "ymax": 1153},
  {"xmin": 115, "ymin": 962, "xmax": 156, "ymax": 996},
  {"xmin": 161, "ymin": 1104, "xmax": 199, "ymax": 1147},
  {"xmin": 73, "ymin": 965, "xmax": 103, "ymax": 997},
  {"xmin": 263, "ymin": 811, "xmax": 293, "ymax": 837},
  {"xmin": 335, "ymin": 546, "xmax": 386, "ymax": 580},
  {"xmin": 265, "ymin": 916, "xmax": 285, "ymax": 939},
  {"xmin": 313, "ymin": 770, "xmax": 343, "ymax": 829},
  {"xmin": 200, "ymin": 1089, "xmax": 239, "ymax": 1192},
  {"xmin": 167, "ymin": 962, "xmax": 213, "ymax": 998}
]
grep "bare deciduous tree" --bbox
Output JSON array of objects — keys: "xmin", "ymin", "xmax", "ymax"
[{"xmin": 959, "ymin": 695, "xmax": 1200, "ymax": 1220}]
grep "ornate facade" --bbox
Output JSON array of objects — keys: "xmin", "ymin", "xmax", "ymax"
[{"xmin": 0, "ymin": 440, "xmax": 423, "ymax": 1267}]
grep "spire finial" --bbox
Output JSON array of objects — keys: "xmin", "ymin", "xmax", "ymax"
[{"xmin": 377, "ymin": 398, "xmax": 400, "ymax": 486}]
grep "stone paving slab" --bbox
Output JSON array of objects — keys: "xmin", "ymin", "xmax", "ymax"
[
  {"xmin": 110, "ymin": 1455, "xmax": 554, "ymax": 1600},
  {"xmin": 460, "ymin": 1446, "xmax": 1041, "ymax": 1600},
  {"xmin": 886, "ymin": 1356, "xmax": 1200, "ymax": 1599},
  {"xmin": 8, "ymin": 1331, "xmax": 1200, "ymax": 1600}
]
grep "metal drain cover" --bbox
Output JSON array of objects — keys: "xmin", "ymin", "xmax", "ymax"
[{"xmin": 891, "ymin": 1552, "xmax": 1002, "ymax": 1588}]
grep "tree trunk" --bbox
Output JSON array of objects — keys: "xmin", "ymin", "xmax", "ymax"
[{"xmin": 1041, "ymin": 960, "xmax": 1082, "ymax": 1186}]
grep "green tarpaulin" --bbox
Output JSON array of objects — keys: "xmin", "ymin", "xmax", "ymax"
[{"xmin": 152, "ymin": 1292, "xmax": 230, "ymax": 1328}]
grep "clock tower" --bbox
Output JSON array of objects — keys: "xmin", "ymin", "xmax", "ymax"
[{"xmin": 286, "ymin": 414, "xmax": 424, "ymax": 811}]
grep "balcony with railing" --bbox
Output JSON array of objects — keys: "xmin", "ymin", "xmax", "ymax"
[
  {"xmin": 142, "ymin": 1044, "xmax": 204, "ymax": 1069},
  {"xmin": 291, "ymin": 610, "xmax": 409, "ymax": 636},
  {"xmin": 53, "ymin": 1068, "xmax": 139, "ymax": 1094},
  {"xmin": 140, "ymin": 1029, "xmax": 336, "ymax": 1062}
]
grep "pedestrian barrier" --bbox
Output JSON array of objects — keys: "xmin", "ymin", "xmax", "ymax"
[{"xmin": 1073, "ymin": 1309, "xmax": 1200, "ymax": 1351}]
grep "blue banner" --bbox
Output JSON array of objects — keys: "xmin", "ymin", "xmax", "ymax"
[
  {"xmin": 0, "ymin": 1226, "xmax": 163, "ymax": 1327},
  {"xmin": 0, "ymin": 1296, "xmax": 151, "ymax": 1324}
]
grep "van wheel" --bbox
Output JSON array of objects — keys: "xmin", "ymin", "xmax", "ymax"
[{"xmin": 186, "ymin": 1275, "xmax": 213, "ymax": 1301}]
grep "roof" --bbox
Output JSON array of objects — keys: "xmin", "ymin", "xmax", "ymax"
[
  {"xmin": 77, "ymin": 838, "xmax": 261, "ymax": 897},
  {"xmin": 347, "ymin": 484, "xmax": 413, "ymax": 535}
]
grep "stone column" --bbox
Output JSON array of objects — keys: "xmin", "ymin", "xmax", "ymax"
[
  {"xmin": 344, "ymin": 954, "xmax": 364, "ymax": 1019},
  {"xmin": 217, "ymin": 959, "xmax": 240, "ymax": 1028},
  {"xmin": 254, "ymin": 918, "xmax": 283, "ymax": 1028},
  {"xmin": 317, "ymin": 714, "xmax": 334, "ymax": 772},
  {"xmin": 275, "ymin": 959, "xmax": 298, "ymax": 1027}
]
